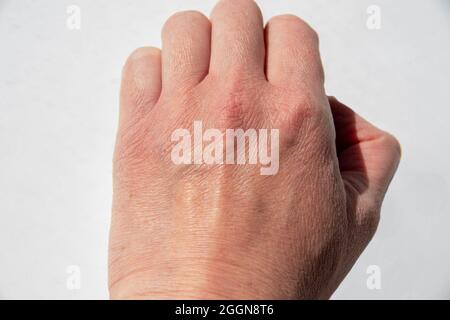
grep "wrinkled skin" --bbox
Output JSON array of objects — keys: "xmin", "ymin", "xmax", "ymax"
[{"xmin": 109, "ymin": 0, "xmax": 401, "ymax": 299}]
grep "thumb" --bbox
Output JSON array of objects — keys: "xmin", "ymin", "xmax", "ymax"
[{"xmin": 329, "ymin": 97, "xmax": 401, "ymax": 233}]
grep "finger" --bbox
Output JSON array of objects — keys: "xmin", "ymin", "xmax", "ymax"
[
  {"xmin": 120, "ymin": 47, "xmax": 162, "ymax": 127},
  {"xmin": 161, "ymin": 11, "xmax": 211, "ymax": 95},
  {"xmin": 209, "ymin": 0, "xmax": 265, "ymax": 78},
  {"xmin": 265, "ymin": 15, "xmax": 323, "ymax": 89},
  {"xmin": 329, "ymin": 97, "xmax": 401, "ymax": 207}
]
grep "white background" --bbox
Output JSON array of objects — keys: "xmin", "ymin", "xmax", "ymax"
[{"xmin": 0, "ymin": 0, "xmax": 449, "ymax": 299}]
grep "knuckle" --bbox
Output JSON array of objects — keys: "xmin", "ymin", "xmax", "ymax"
[
  {"xmin": 382, "ymin": 133, "xmax": 402, "ymax": 159},
  {"xmin": 213, "ymin": 0, "xmax": 261, "ymax": 17},
  {"xmin": 121, "ymin": 47, "xmax": 161, "ymax": 108},
  {"xmin": 268, "ymin": 14, "xmax": 302, "ymax": 25},
  {"xmin": 209, "ymin": 80, "xmax": 262, "ymax": 129},
  {"xmin": 290, "ymin": 100, "xmax": 320, "ymax": 128},
  {"xmin": 272, "ymin": 94, "xmax": 327, "ymax": 144},
  {"xmin": 163, "ymin": 10, "xmax": 208, "ymax": 33},
  {"xmin": 269, "ymin": 14, "xmax": 319, "ymax": 43},
  {"xmin": 216, "ymin": 91, "xmax": 247, "ymax": 129},
  {"xmin": 123, "ymin": 47, "xmax": 160, "ymax": 72},
  {"xmin": 281, "ymin": 94, "xmax": 323, "ymax": 125}
]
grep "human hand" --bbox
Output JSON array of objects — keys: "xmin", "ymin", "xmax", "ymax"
[{"xmin": 109, "ymin": 0, "xmax": 400, "ymax": 299}]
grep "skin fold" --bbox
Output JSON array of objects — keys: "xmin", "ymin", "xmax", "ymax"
[{"xmin": 109, "ymin": 0, "xmax": 401, "ymax": 299}]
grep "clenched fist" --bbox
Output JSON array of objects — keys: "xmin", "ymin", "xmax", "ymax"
[{"xmin": 109, "ymin": 0, "xmax": 400, "ymax": 299}]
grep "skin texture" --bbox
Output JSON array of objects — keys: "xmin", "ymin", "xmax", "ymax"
[{"xmin": 109, "ymin": 0, "xmax": 401, "ymax": 299}]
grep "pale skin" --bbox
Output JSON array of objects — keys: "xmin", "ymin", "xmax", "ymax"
[{"xmin": 109, "ymin": 0, "xmax": 401, "ymax": 299}]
